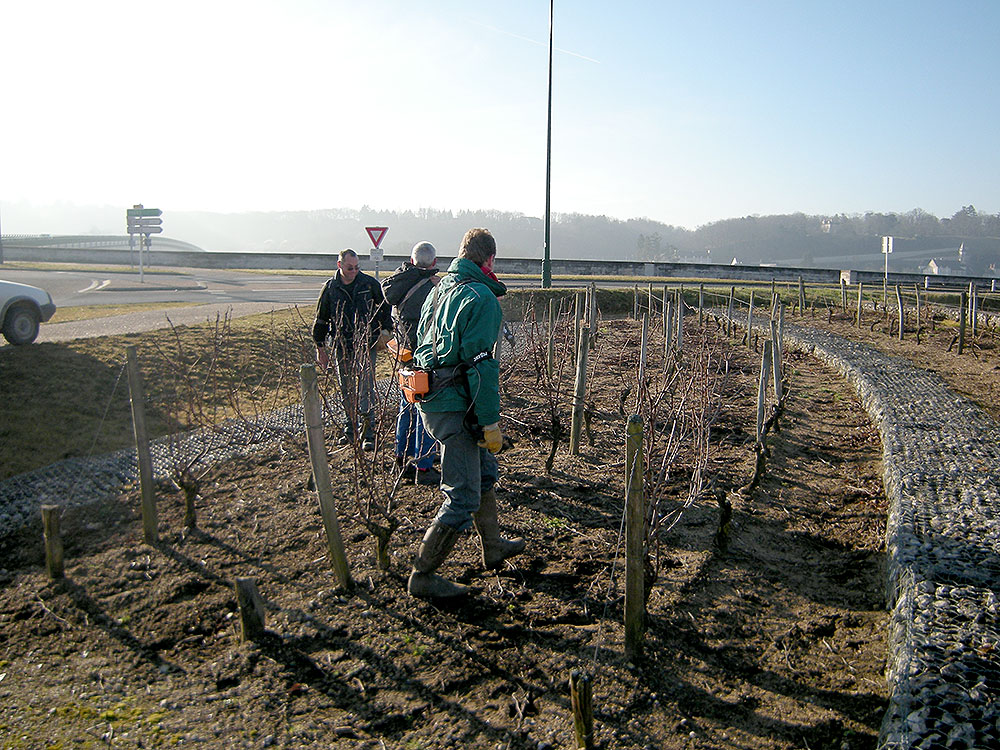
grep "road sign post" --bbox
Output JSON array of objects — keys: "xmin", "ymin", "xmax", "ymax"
[
  {"xmin": 882, "ymin": 235, "xmax": 894, "ymax": 305},
  {"xmin": 127, "ymin": 205, "xmax": 163, "ymax": 283},
  {"xmin": 366, "ymin": 226, "xmax": 388, "ymax": 280}
]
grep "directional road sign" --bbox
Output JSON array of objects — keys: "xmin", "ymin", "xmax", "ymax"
[{"xmin": 127, "ymin": 207, "xmax": 163, "ymax": 218}]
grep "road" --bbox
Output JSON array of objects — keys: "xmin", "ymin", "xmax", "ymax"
[
  {"xmin": 1, "ymin": 266, "xmax": 328, "ymax": 345},
  {"xmin": 0, "ymin": 264, "xmax": 626, "ymax": 345},
  {"xmin": 1, "ymin": 267, "xmax": 326, "ymax": 308}
]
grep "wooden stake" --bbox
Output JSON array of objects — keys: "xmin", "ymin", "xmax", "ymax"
[
  {"xmin": 569, "ymin": 327, "xmax": 590, "ymax": 455},
  {"xmin": 856, "ymin": 282, "xmax": 864, "ymax": 328},
  {"xmin": 41, "ymin": 505, "xmax": 64, "ymax": 581},
  {"xmin": 662, "ymin": 285, "xmax": 669, "ymax": 339},
  {"xmin": 624, "ymin": 415, "xmax": 645, "ymax": 661},
  {"xmin": 589, "ymin": 282, "xmax": 598, "ymax": 347},
  {"xmin": 727, "ymin": 286, "xmax": 735, "ymax": 337},
  {"xmin": 746, "ymin": 291, "xmax": 755, "ymax": 350},
  {"xmin": 675, "ymin": 290, "xmax": 684, "ymax": 352},
  {"xmin": 896, "ymin": 285, "xmax": 904, "ymax": 340},
  {"xmin": 914, "ymin": 284, "xmax": 922, "ymax": 344},
  {"xmin": 798, "ymin": 276, "xmax": 805, "ymax": 313},
  {"xmin": 664, "ymin": 298, "xmax": 674, "ymax": 360},
  {"xmin": 636, "ymin": 315, "xmax": 648, "ymax": 413},
  {"xmin": 770, "ymin": 320, "xmax": 783, "ymax": 404},
  {"xmin": 126, "ymin": 345, "xmax": 158, "ymax": 545},
  {"xmin": 958, "ymin": 292, "xmax": 967, "ymax": 355},
  {"xmin": 570, "ymin": 670, "xmax": 594, "ymax": 749},
  {"xmin": 235, "ymin": 578, "xmax": 266, "ymax": 643},
  {"xmin": 756, "ymin": 342, "xmax": 772, "ymax": 444},
  {"xmin": 841, "ymin": 278, "xmax": 847, "ymax": 312},
  {"xmin": 300, "ymin": 364, "xmax": 353, "ymax": 590},
  {"xmin": 698, "ymin": 283, "xmax": 704, "ymax": 327}
]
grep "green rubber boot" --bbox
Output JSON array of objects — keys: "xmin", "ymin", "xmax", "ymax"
[
  {"xmin": 407, "ymin": 522, "xmax": 470, "ymax": 598},
  {"xmin": 473, "ymin": 488, "xmax": 526, "ymax": 570}
]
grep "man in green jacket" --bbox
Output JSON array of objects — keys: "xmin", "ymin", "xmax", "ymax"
[{"xmin": 408, "ymin": 228, "xmax": 526, "ymax": 598}]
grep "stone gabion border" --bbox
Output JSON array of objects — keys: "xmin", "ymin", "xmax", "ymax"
[{"xmin": 768, "ymin": 322, "xmax": 1000, "ymax": 750}]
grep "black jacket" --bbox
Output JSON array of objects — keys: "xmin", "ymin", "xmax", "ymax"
[
  {"xmin": 381, "ymin": 262, "xmax": 438, "ymax": 350},
  {"xmin": 312, "ymin": 270, "xmax": 390, "ymax": 350}
]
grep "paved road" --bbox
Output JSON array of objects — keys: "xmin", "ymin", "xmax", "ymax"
[{"xmin": 1, "ymin": 267, "xmax": 320, "ymax": 346}]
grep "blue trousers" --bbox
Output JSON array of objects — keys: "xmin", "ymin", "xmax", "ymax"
[
  {"xmin": 395, "ymin": 394, "xmax": 436, "ymax": 470},
  {"xmin": 418, "ymin": 410, "xmax": 498, "ymax": 532}
]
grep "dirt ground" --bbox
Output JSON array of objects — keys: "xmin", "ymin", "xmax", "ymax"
[{"xmin": 2, "ymin": 306, "xmax": 994, "ymax": 750}]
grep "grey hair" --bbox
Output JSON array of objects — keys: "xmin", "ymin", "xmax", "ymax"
[{"xmin": 410, "ymin": 241, "xmax": 437, "ymax": 269}]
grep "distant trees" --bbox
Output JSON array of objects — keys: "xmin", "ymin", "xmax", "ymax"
[{"xmin": 162, "ymin": 203, "xmax": 1000, "ymax": 265}]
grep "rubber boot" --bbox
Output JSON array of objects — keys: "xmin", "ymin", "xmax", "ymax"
[
  {"xmin": 407, "ymin": 522, "xmax": 470, "ymax": 598},
  {"xmin": 473, "ymin": 488, "xmax": 526, "ymax": 570},
  {"xmin": 361, "ymin": 413, "xmax": 375, "ymax": 452}
]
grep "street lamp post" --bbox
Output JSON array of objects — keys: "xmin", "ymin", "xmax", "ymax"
[{"xmin": 541, "ymin": 0, "xmax": 553, "ymax": 289}]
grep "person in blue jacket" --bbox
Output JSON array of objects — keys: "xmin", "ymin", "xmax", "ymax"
[{"xmin": 407, "ymin": 228, "xmax": 526, "ymax": 598}]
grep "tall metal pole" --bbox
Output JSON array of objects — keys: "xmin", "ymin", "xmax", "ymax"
[{"xmin": 541, "ymin": 0, "xmax": 553, "ymax": 289}]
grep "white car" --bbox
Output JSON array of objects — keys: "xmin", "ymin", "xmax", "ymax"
[{"xmin": 0, "ymin": 279, "xmax": 57, "ymax": 345}]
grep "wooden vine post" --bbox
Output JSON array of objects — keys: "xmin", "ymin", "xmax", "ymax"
[
  {"xmin": 636, "ymin": 315, "xmax": 648, "ymax": 413},
  {"xmin": 746, "ymin": 291, "xmax": 755, "ymax": 350},
  {"xmin": 624, "ymin": 415, "xmax": 645, "ymax": 661},
  {"xmin": 841, "ymin": 278, "xmax": 847, "ymax": 312},
  {"xmin": 727, "ymin": 286, "xmax": 735, "ymax": 337},
  {"xmin": 675, "ymin": 289, "xmax": 684, "ymax": 351},
  {"xmin": 797, "ymin": 276, "xmax": 805, "ymax": 314},
  {"xmin": 235, "ymin": 578, "xmax": 266, "ymax": 643},
  {"xmin": 664, "ymin": 298, "xmax": 674, "ymax": 359},
  {"xmin": 895, "ymin": 285, "xmax": 904, "ymax": 340},
  {"xmin": 914, "ymin": 284, "xmax": 922, "ymax": 344},
  {"xmin": 661, "ymin": 286, "xmax": 669, "ymax": 339},
  {"xmin": 570, "ymin": 670, "xmax": 595, "ymax": 749},
  {"xmin": 770, "ymin": 319, "xmax": 783, "ymax": 404},
  {"xmin": 569, "ymin": 326, "xmax": 590, "ymax": 455},
  {"xmin": 756, "ymin": 341, "xmax": 772, "ymax": 444},
  {"xmin": 698, "ymin": 283, "xmax": 704, "ymax": 327},
  {"xmin": 958, "ymin": 292, "xmax": 967, "ymax": 355},
  {"xmin": 126, "ymin": 345, "xmax": 158, "ymax": 545},
  {"xmin": 574, "ymin": 291, "xmax": 584, "ymax": 365},
  {"xmin": 588, "ymin": 282, "xmax": 598, "ymax": 347},
  {"xmin": 41, "ymin": 505, "xmax": 64, "ymax": 581},
  {"xmin": 300, "ymin": 364, "xmax": 353, "ymax": 590},
  {"xmin": 856, "ymin": 282, "xmax": 864, "ymax": 328}
]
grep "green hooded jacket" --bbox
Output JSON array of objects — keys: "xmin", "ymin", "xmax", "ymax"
[{"xmin": 413, "ymin": 257, "xmax": 506, "ymax": 426}]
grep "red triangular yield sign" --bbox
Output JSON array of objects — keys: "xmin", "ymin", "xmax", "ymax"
[{"xmin": 366, "ymin": 226, "xmax": 388, "ymax": 249}]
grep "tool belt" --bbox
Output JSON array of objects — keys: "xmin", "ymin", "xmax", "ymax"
[{"xmin": 399, "ymin": 365, "xmax": 463, "ymax": 404}]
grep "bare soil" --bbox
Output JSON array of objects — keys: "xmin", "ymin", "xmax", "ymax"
[{"xmin": 5, "ymin": 306, "xmax": 994, "ymax": 750}]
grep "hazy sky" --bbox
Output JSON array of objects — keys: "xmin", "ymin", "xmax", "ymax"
[{"xmin": 2, "ymin": 0, "xmax": 997, "ymax": 230}]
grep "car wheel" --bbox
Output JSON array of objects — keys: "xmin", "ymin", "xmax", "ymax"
[{"xmin": 2, "ymin": 304, "xmax": 41, "ymax": 345}]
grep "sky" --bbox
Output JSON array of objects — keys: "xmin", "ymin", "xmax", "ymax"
[{"xmin": 2, "ymin": 0, "xmax": 998, "ymax": 231}]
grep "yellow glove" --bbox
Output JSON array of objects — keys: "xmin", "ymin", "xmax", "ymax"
[{"xmin": 478, "ymin": 422, "xmax": 503, "ymax": 454}]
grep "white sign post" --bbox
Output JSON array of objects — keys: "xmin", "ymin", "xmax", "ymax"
[
  {"xmin": 127, "ymin": 205, "xmax": 163, "ymax": 283},
  {"xmin": 366, "ymin": 226, "xmax": 388, "ymax": 280},
  {"xmin": 882, "ymin": 235, "xmax": 894, "ymax": 303}
]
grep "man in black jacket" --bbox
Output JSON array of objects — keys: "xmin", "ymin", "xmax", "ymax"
[
  {"xmin": 381, "ymin": 241, "xmax": 440, "ymax": 483},
  {"xmin": 313, "ymin": 248, "xmax": 391, "ymax": 450}
]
